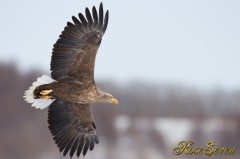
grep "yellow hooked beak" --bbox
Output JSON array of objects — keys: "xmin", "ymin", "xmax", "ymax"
[{"xmin": 111, "ymin": 98, "xmax": 119, "ymax": 105}]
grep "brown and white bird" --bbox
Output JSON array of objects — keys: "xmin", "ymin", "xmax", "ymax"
[{"xmin": 23, "ymin": 2, "xmax": 118, "ymax": 158}]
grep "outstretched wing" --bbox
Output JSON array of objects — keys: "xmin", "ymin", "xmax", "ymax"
[
  {"xmin": 48, "ymin": 100, "xmax": 99, "ymax": 158},
  {"xmin": 51, "ymin": 2, "xmax": 109, "ymax": 84}
]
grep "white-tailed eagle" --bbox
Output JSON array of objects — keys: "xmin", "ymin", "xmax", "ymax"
[{"xmin": 23, "ymin": 2, "xmax": 118, "ymax": 158}]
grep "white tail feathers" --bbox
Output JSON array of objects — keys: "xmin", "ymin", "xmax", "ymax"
[{"xmin": 23, "ymin": 74, "xmax": 56, "ymax": 110}]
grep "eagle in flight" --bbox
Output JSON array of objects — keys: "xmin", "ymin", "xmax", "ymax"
[{"xmin": 23, "ymin": 2, "xmax": 118, "ymax": 158}]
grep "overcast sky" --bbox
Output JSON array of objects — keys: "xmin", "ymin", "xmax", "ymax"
[{"xmin": 1, "ymin": 0, "xmax": 240, "ymax": 90}]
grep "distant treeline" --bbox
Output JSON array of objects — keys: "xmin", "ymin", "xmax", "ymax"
[{"xmin": 1, "ymin": 63, "xmax": 240, "ymax": 159}]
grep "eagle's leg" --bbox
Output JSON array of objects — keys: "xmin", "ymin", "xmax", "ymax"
[
  {"xmin": 40, "ymin": 90, "xmax": 53, "ymax": 95},
  {"xmin": 33, "ymin": 85, "xmax": 54, "ymax": 99},
  {"xmin": 39, "ymin": 90, "xmax": 53, "ymax": 99}
]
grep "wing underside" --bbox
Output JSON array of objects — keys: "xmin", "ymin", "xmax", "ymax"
[
  {"xmin": 51, "ymin": 3, "xmax": 109, "ymax": 84},
  {"xmin": 48, "ymin": 100, "xmax": 99, "ymax": 157}
]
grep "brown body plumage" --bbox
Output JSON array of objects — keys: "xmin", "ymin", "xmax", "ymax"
[
  {"xmin": 34, "ymin": 81, "xmax": 115, "ymax": 104},
  {"xmin": 23, "ymin": 3, "xmax": 118, "ymax": 158}
]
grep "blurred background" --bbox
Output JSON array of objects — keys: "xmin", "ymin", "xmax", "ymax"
[{"xmin": 1, "ymin": 0, "xmax": 240, "ymax": 159}]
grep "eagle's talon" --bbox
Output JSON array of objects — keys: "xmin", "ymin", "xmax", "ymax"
[
  {"xmin": 40, "ymin": 90, "xmax": 52, "ymax": 95},
  {"xmin": 40, "ymin": 95, "xmax": 52, "ymax": 99}
]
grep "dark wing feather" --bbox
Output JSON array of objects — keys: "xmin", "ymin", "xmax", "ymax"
[
  {"xmin": 78, "ymin": 13, "xmax": 89, "ymax": 33},
  {"xmin": 51, "ymin": 2, "xmax": 109, "ymax": 84},
  {"xmin": 102, "ymin": 11, "xmax": 109, "ymax": 33},
  {"xmin": 92, "ymin": 6, "xmax": 98, "ymax": 28},
  {"xmin": 98, "ymin": 2, "xmax": 104, "ymax": 29},
  {"xmin": 48, "ymin": 100, "xmax": 99, "ymax": 158},
  {"xmin": 85, "ymin": 8, "xmax": 93, "ymax": 24}
]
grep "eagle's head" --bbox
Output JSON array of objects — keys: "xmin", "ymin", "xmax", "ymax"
[
  {"xmin": 95, "ymin": 89, "xmax": 118, "ymax": 105},
  {"xmin": 101, "ymin": 92, "xmax": 119, "ymax": 105}
]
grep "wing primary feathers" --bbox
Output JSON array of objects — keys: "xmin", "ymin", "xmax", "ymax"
[
  {"xmin": 72, "ymin": 16, "xmax": 85, "ymax": 33},
  {"xmin": 79, "ymin": 13, "xmax": 88, "ymax": 24},
  {"xmin": 77, "ymin": 136, "xmax": 85, "ymax": 157},
  {"xmin": 63, "ymin": 134, "xmax": 78, "ymax": 156},
  {"xmin": 85, "ymin": 8, "xmax": 93, "ymax": 31},
  {"xmin": 92, "ymin": 6, "xmax": 98, "ymax": 25},
  {"xmin": 94, "ymin": 135, "xmax": 99, "ymax": 144},
  {"xmin": 69, "ymin": 134, "xmax": 81, "ymax": 158},
  {"xmin": 72, "ymin": 16, "xmax": 81, "ymax": 26},
  {"xmin": 102, "ymin": 10, "xmax": 109, "ymax": 33},
  {"xmin": 85, "ymin": 7, "xmax": 93, "ymax": 24},
  {"xmin": 78, "ymin": 13, "xmax": 89, "ymax": 32},
  {"xmin": 98, "ymin": 2, "xmax": 104, "ymax": 29},
  {"xmin": 89, "ymin": 135, "xmax": 95, "ymax": 151},
  {"xmin": 83, "ymin": 138, "xmax": 90, "ymax": 156}
]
